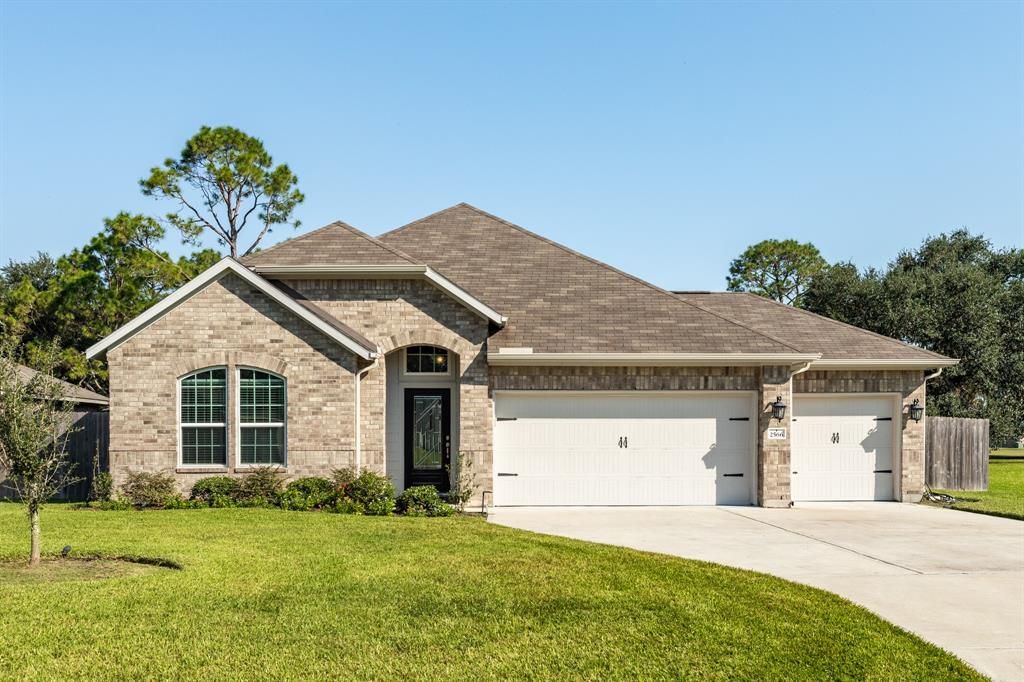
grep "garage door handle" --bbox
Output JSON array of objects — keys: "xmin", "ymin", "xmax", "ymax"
[
  {"xmin": 874, "ymin": 417, "xmax": 892, "ymax": 422},
  {"xmin": 873, "ymin": 469, "xmax": 892, "ymax": 474},
  {"xmin": 729, "ymin": 417, "xmax": 749, "ymax": 421},
  {"xmin": 497, "ymin": 472, "xmax": 518, "ymax": 477},
  {"xmin": 497, "ymin": 417, "xmax": 517, "ymax": 422},
  {"xmin": 723, "ymin": 473, "xmax": 744, "ymax": 477}
]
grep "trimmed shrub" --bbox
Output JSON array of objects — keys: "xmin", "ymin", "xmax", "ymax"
[
  {"xmin": 190, "ymin": 476, "xmax": 241, "ymax": 505},
  {"xmin": 333, "ymin": 497, "xmax": 364, "ymax": 514},
  {"xmin": 164, "ymin": 495, "xmax": 204, "ymax": 510},
  {"xmin": 346, "ymin": 471, "xmax": 395, "ymax": 516},
  {"xmin": 279, "ymin": 477, "xmax": 336, "ymax": 511},
  {"xmin": 397, "ymin": 486, "xmax": 455, "ymax": 517},
  {"xmin": 330, "ymin": 467, "xmax": 357, "ymax": 492},
  {"xmin": 238, "ymin": 467, "xmax": 285, "ymax": 503},
  {"xmin": 97, "ymin": 496, "xmax": 132, "ymax": 511},
  {"xmin": 121, "ymin": 471, "xmax": 178, "ymax": 508}
]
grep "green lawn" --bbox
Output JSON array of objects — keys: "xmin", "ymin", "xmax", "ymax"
[
  {"xmin": 930, "ymin": 449, "xmax": 1024, "ymax": 521},
  {"xmin": 0, "ymin": 504, "xmax": 982, "ymax": 681}
]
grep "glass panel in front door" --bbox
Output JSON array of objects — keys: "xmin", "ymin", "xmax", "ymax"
[{"xmin": 412, "ymin": 395, "xmax": 443, "ymax": 470}]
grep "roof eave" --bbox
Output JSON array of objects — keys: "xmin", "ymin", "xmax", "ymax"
[
  {"xmin": 249, "ymin": 264, "xmax": 507, "ymax": 326},
  {"xmin": 86, "ymin": 258, "xmax": 378, "ymax": 361},
  {"xmin": 807, "ymin": 358, "xmax": 960, "ymax": 370},
  {"xmin": 487, "ymin": 352, "xmax": 822, "ymax": 367}
]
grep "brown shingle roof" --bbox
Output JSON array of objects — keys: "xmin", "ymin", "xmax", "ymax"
[
  {"xmin": 378, "ymin": 204, "xmax": 801, "ymax": 354},
  {"xmin": 241, "ymin": 221, "xmax": 418, "ymax": 267},
  {"xmin": 263, "ymin": 279, "xmax": 378, "ymax": 354},
  {"xmin": 675, "ymin": 292, "xmax": 949, "ymax": 361},
  {"xmin": 17, "ymin": 365, "xmax": 108, "ymax": 405}
]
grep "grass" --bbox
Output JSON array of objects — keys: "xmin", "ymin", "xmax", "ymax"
[
  {"xmin": 0, "ymin": 557, "xmax": 166, "ymax": 584},
  {"xmin": 0, "ymin": 504, "xmax": 982, "ymax": 681},
  {"xmin": 930, "ymin": 449, "xmax": 1024, "ymax": 521}
]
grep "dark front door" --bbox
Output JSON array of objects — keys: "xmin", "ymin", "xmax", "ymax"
[{"xmin": 404, "ymin": 388, "xmax": 451, "ymax": 491}]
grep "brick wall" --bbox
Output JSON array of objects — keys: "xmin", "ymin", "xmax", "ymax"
[
  {"xmin": 275, "ymin": 278, "xmax": 492, "ymax": 498},
  {"xmin": 108, "ymin": 273, "xmax": 361, "ymax": 492}
]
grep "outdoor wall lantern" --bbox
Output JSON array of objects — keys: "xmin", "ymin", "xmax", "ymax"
[
  {"xmin": 770, "ymin": 395, "xmax": 787, "ymax": 421},
  {"xmin": 908, "ymin": 399, "xmax": 924, "ymax": 422}
]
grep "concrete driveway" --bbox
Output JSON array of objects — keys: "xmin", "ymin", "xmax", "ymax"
[{"xmin": 489, "ymin": 503, "xmax": 1024, "ymax": 681}]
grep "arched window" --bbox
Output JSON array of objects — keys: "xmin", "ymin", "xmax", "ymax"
[
  {"xmin": 404, "ymin": 345, "xmax": 449, "ymax": 374},
  {"xmin": 180, "ymin": 368, "xmax": 227, "ymax": 466},
  {"xmin": 238, "ymin": 369, "xmax": 286, "ymax": 466}
]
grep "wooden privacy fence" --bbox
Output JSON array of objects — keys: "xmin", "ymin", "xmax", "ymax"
[{"xmin": 926, "ymin": 416, "xmax": 989, "ymax": 491}]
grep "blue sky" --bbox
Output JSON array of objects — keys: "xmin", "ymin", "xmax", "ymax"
[{"xmin": 1, "ymin": 1, "xmax": 1021, "ymax": 291}]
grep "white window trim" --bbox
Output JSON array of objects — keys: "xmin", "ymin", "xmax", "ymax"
[
  {"xmin": 402, "ymin": 346, "xmax": 451, "ymax": 377},
  {"xmin": 235, "ymin": 367, "xmax": 288, "ymax": 469},
  {"xmin": 178, "ymin": 367, "xmax": 229, "ymax": 468}
]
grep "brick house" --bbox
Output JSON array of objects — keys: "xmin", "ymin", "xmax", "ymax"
[{"xmin": 87, "ymin": 204, "xmax": 957, "ymax": 508}]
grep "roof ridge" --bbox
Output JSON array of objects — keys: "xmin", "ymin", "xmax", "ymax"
[
  {"xmin": 731, "ymin": 291, "xmax": 951, "ymax": 360},
  {"xmin": 377, "ymin": 202, "xmax": 475, "ymax": 240},
  {"xmin": 330, "ymin": 220, "xmax": 420, "ymax": 265},
  {"xmin": 242, "ymin": 221, "xmax": 343, "ymax": 260},
  {"xmin": 448, "ymin": 203, "xmax": 805, "ymax": 354}
]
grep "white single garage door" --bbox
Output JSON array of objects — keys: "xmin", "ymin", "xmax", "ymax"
[
  {"xmin": 493, "ymin": 393, "xmax": 755, "ymax": 506},
  {"xmin": 791, "ymin": 396, "xmax": 896, "ymax": 502}
]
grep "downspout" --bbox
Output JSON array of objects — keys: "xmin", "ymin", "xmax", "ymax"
[
  {"xmin": 924, "ymin": 368, "xmax": 944, "ymax": 381},
  {"xmin": 354, "ymin": 358, "xmax": 377, "ymax": 474}
]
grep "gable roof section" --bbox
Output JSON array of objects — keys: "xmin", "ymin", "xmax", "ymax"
[
  {"xmin": 242, "ymin": 219, "xmax": 506, "ymax": 325},
  {"xmin": 378, "ymin": 204, "xmax": 805, "ymax": 356},
  {"xmin": 241, "ymin": 220, "xmax": 418, "ymax": 267},
  {"xmin": 674, "ymin": 292, "xmax": 956, "ymax": 366},
  {"xmin": 85, "ymin": 258, "xmax": 378, "ymax": 361}
]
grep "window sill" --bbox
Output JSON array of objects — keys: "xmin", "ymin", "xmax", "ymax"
[
  {"xmin": 234, "ymin": 466, "xmax": 288, "ymax": 473},
  {"xmin": 176, "ymin": 467, "xmax": 229, "ymax": 474}
]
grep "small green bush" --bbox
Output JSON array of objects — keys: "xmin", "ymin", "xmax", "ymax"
[
  {"xmin": 90, "ymin": 471, "xmax": 114, "ymax": 503},
  {"xmin": 238, "ymin": 467, "xmax": 285, "ymax": 502},
  {"xmin": 333, "ymin": 497, "xmax": 364, "ymax": 514},
  {"xmin": 121, "ymin": 471, "xmax": 178, "ymax": 508},
  {"xmin": 164, "ymin": 495, "xmax": 204, "ymax": 510},
  {"xmin": 97, "ymin": 496, "xmax": 132, "ymax": 511},
  {"xmin": 346, "ymin": 471, "xmax": 395, "ymax": 516},
  {"xmin": 330, "ymin": 467, "xmax": 357, "ymax": 491},
  {"xmin": 190, "ymin": 476, "xmax": 241, "ymax": 505},
  {"xmin": 397, "ymin": 486, "xmax": 455, "ymax": 517},
  {"xmin": 280, "ymin": 477, "xmax": 336, "ymax": 511}
]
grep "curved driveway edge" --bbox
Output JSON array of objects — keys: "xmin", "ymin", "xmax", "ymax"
[{"xmin": 489, "ymin": 502, "xmax": 1024, "ymax": 682}]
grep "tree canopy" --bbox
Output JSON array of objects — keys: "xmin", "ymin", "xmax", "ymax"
[
  {"xmin": 140, "ymin": 126, "xmax": 304, "ymax": 258},
  {"xmin": 1, "ymin": 214, "xmax": 218, "ymax": 392},
  {"xmin": 726, "ymin": 239, "xmax": 826, "ymax": 305},
  {"xmin": 803, "ymin": 230, "xmax": 1023, "ymax": 444}
]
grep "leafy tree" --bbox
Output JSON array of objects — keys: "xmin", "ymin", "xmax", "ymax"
[
  {"xmin": 727, "ymin": 239, "xmax": 826, "ymax": 305},
  {"xmin": 140, "ymin": 126, "xmax": 304, "ymax": 258},
  {"xmin": 0, "ymin": 341, "xmax": 79, "ymax": 566},
  {"xmin": 1, "ymin": 214, "xmax": 218, "ymax": 391},
  {"xmin": 804, "ymin": 230, "xmax": 1023, "ymax": 443}
]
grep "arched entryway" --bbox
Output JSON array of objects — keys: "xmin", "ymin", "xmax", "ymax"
[{"xmin": 384, "ymin": 344, "xmax": 461, "ymax": 493}]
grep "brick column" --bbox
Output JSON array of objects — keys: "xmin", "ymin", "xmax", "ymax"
[
  {"xmin": 900, "ymin": 373, "xmax": 927, "ymax": 502},
  {"xmin": 758, "ymin": 365, "xmax": 793, "ymax": 508}
]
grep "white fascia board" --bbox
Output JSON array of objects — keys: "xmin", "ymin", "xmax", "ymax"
[
  {"xmin": 250, "ymin": 264, "xmax": 507, "ymax": 325},
  {"xmin": 486, "ymin": 352, "xmax": 821, "ymax": 367},
  {"xmin": 808, "ymin": 358, "xmax": 960, "ymax": 370},
  {"xmin": 85, "ymin": 258, "xmax": 378, "ymax": 361}
]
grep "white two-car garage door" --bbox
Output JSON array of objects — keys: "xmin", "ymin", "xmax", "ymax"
[
  {"xmin": 791, "ymin": 396, "xmax": 897, "ymax": 502},
  {"xmin": 493, "ymin": 392, "xmax": 755, "ymax": 506}
]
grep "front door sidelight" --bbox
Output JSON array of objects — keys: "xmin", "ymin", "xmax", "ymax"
[{"xmin": 404, "ymin": 388, "xmax": 451, "ymax": 492}]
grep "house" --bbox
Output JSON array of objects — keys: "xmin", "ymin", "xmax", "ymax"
[
  {"xmin": 86, "ymin": 204, "xmax": 958, "ymax": 508},
  {"xmin": 0, "ymin": 365, "xmax": 109, "ymax": 501}
]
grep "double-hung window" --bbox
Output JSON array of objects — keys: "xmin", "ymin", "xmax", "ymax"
[
  {"xmin": 180, "ymin": 368, "xmax": 227, "ymax": 466},
  {"xmin": 238, "ymin": 369, "xmax": 286, "ymax": 465}
]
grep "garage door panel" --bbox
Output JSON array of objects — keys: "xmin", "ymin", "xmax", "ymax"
[
  {"xmin": 792, "ymin": 397, "xmax": 896, "ymax": 502},
  {"xmin": 494, "ymin": 393, "xmax": 754, "ymax": 506}
]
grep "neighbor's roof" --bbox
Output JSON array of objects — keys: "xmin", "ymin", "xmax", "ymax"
[
  {"xmin": 377, "ymin": 204, "xmax": 803, "ymax": 355},
  {"xmin": 674, "ymin": 292, "xmax": 951, "ymax": 363},
  {"xmin": 17, "ymin": 365, "xmax": 108, "ymax": 405}
]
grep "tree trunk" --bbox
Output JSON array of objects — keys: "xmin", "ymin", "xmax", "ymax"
[{"xmin": 29, "ymin": 506, "xmax": 41, "ymax": 567}]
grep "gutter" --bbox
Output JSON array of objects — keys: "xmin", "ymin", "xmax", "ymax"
[
  {"xmin": 353, "ymin": 361, "xmax": 376, "ymax": 473},
  {"xmin": 486, "ymin": 352, "xmax": 822, "ymax": 367}
]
